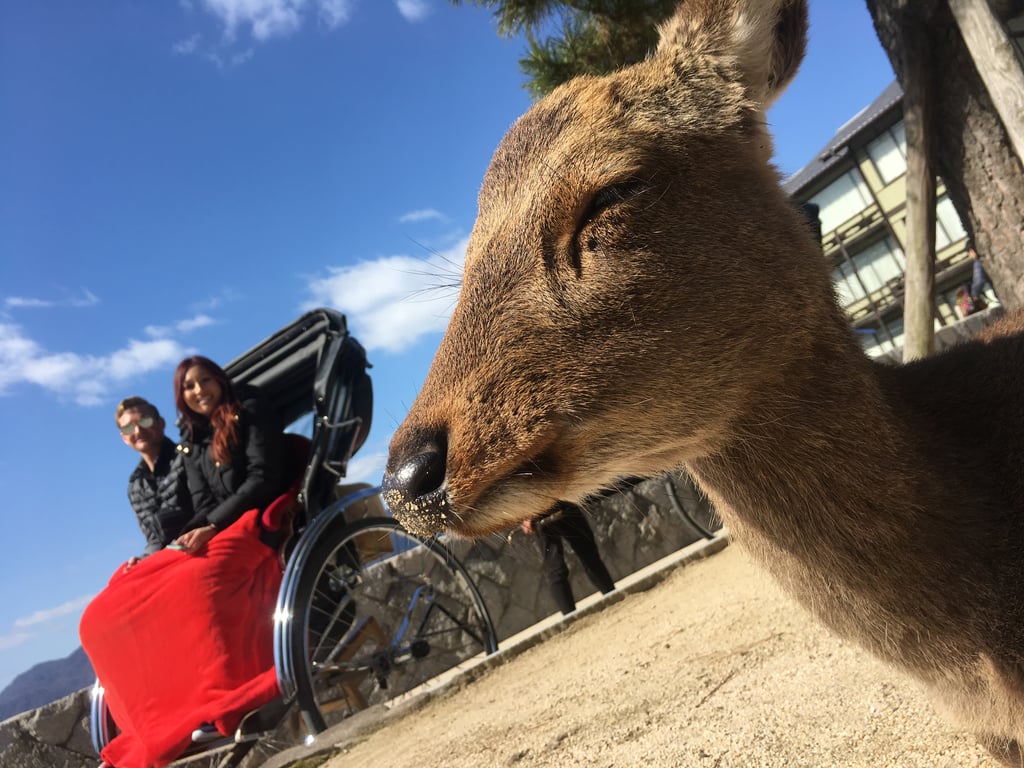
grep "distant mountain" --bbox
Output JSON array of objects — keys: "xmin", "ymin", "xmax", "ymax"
[{"xmin": 0, "ymin": 646, "xmax": 95, "ymax": 721}]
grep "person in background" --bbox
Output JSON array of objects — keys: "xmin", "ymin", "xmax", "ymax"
[
  {"xmin": 115, "ymin": 397, "xmax": 193, "ymax": 570},
  {"xmin": 521, "ymin": 500, "xmax": 615, "ymax": 616},
  {"xmin": 968, "ymin": 239, "xmax": 992, "ymax": 304}
]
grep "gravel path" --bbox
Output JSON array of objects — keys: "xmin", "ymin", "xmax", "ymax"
[{"xmin": 297, "ymin": 542, "xmax": 994, "ymax": 768}]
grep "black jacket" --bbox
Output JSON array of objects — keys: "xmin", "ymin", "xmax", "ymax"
[
  {"xmin": 127, "ymin": 437, "xmax": 194, "ymax": 555},
  {"xmin": 179, "ymin": 384, "xmax": 287, "ymax": 533}
]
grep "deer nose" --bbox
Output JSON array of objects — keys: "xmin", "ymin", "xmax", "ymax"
[
  {"xmin": 390, "ymin": 448, "xmax": 446, "ymax": 499},
  {"xmin": 382, "ymin": 441, "xmax": 451, "ymax": 537}
]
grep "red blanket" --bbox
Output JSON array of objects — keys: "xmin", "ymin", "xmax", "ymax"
[{"xmin": 80, "ymin": 509, "xmax": 282, "ymax": 768}]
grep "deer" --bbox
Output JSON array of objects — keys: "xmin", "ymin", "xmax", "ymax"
[{"xmin": 380, "ymin": 0, "xmax": 1024, "ymax": 762}]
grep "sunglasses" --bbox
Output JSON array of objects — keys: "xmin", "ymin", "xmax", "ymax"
[{"xmin": 119, "ymin": 415, "xmax": 156, "ymax": 435}]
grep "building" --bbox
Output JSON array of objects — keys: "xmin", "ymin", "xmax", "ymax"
[{"xmin": 782, "ymin": 81, "xmax": 1000, "ymax": 359}]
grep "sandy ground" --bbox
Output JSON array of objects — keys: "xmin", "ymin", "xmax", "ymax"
[{"xmin": 305, "ymin": 541, "xmax": 994, "ymax": 768}]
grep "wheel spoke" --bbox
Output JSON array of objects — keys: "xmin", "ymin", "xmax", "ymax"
[{"xmin": 279, "ymin": 513, "xmax": 497, "ymax": 735}]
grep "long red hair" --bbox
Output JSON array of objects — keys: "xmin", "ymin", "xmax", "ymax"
[{"xmin": 174, "ymin": 355, "xmax": 240, "ymax": 466}]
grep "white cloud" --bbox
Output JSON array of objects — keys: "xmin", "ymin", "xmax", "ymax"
[
  {"xmin": 345, "ymin": 450, "xmax": 388, "ymax": 486},
  {"xmin": 176, "ymin": 0, "xmax": 356, "ymax": 67},
  {"xmin": 191, "ymin": 290, "xmax": 237, "ymax": 313},
  {"xmin": 145, "ymin": 313, "xmax": 216, "ymax": 339},
  {"xmin": 198, "ymin": 0, "xmax": 303, "ymax": 41},
  {"xmin": 5, "ymin": 288, "xmax": 99, "ymax": 310},
  {"xmin": 399, "ymin": 208, "xmax": 444, "ymax": 224},
  {"xmin": 0, "ymin": 596, "xmax": 94, "ymax": 653},
  {"xmin": 205, "ymin": 50, "xmax": 226, "ymax": 69},
  {"xmin": 395, "ymin": 0, "xmax": 431, "ymax": 23},
  {"xmin": 0, "ymin": 632, "xmax": 32, "ymax": 652},
  {"xmin": 0, "ymin": 323, "xmax": 43, "ymax": 368},
  {"xmin": 177, "ymin": 314, "xmax": 216, "ymax": 333},
  {"xmin": 303, "ymin": 236, "xmax": 466, "ymax": 354},
  {"xmin": 194, "ymin": 0, "xmax": 353, "ymax": 41},
  {"xmin": 106, "ymin": 339, "xmax": 191, "ymax": 382},
  {"xmin": 318, "ymin": 0, "xmax": 354, "ymax": 28},
  {"xmin": 173, "ymin": 33, "xmax": 202, "ymax": 54},
  {"xmin": 0, "ymin": 322, "xmax": 193, "ymax": 406},
  {"xmin": 13, "ymin": 596, "xmax": 94, "ymax": 629},
  {"xmin": 72, "ymin": 290, "xmax": 100, "ymax": 308},
  {"xmin": 231, "ymin": 47, "xmax": 255, "ymax": 65},
  {"xmin": 5, "ymin": 297, "xmax": 54, "ymax": 309}
]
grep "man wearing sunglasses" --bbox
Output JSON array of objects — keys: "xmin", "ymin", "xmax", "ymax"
[{"xmin": 116, "ymin": 397, "xmax": 194, "ymax": 569}]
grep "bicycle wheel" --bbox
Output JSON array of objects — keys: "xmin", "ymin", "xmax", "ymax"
[{"xmin": 278, "ymin": 512, "xmax": 497, "ymax": 735}]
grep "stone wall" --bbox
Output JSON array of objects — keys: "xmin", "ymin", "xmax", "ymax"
[
  {"xmin": 448, "ymin": 472, "xmax": 719, "ymax": 642},
  {"xmin": 1, "ymin": 472, "xmax": 717, "ymax": 768},
  {"xmin": 0, "ymin": 687, "xmax": 95, "ymax": 768}
]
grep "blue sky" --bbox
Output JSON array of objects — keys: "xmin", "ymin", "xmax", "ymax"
[{"xmin": 0, "ymin": 0, "xmax": 895, "ymax": 693}]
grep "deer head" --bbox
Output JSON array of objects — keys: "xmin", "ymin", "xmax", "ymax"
[{"xmin": 383, "ymin": 0, "xmax": 834, "ymax": 538}]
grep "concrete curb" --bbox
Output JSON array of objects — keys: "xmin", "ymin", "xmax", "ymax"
[{"xmin": 262, "ymin": 531, "xmax": 731, "ymax": 768}]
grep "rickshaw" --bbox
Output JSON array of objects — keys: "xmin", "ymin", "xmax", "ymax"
[{"xmin": 90, "ymin": 308, "xmax": 498, "ymax": 767}]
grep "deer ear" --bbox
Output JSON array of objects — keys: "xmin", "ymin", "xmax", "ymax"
[{"xmin": 656, "ymin": 0, "xmax": 808, "ymax": 108}]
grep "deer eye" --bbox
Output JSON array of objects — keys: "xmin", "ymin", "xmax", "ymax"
[
  {"xmin": 579, "ymin": 180, "xmax": 649, "ymax": 231},
  {"xmin": 558, "ymin": 179, "xmax": 649, "ymax": 281},
  {"xmin": 570, "ymin": 180, "xmax": 650, "ymax": 268}
]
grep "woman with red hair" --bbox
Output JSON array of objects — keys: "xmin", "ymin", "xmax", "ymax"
[
  {"xmin": 82, "ymin": 357, "xmax": 291, "ymax": 768},
  {"xmin": 173, "ymin": 356, "xmax": 286, "ymax": 552}
]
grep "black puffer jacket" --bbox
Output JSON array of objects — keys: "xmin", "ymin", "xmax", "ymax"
[
  {"xmin": 127, "ymin": 437, "xmax": 194, "ymax": 555},
  {"xmin": 179, "ymin": 384, "xmax": 287, "ymax": 533}
]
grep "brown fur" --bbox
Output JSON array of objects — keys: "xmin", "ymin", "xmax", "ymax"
[{"xmin": 381, "ymin": 0, "xmax": 1024, "ymax": 761}]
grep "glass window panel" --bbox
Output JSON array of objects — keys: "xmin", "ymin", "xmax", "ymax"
[
  {"xmin": 810, "ymin": 169, "xmax": 873, "ymax": 234},
  {"xmin": 935, "ymin": 195, "xmax": 966, "ymax": 247},
  {"xmin": 936, "ymin": 285, "xmax": 960, "ymax": 325},
  {"xmin": 859, "ymin": 326, "xmax": 892, "ymax": 358},
  {"xmin": 848, "ymin": 237, "xmax": 905, "ymax": 295},
  {"xmin": 892, "ymin": 120, "xmax": 906, "ymax": 152},
  {"xmin": 1008, "ymin": 13, "xmax": 1024, "ymax": 65},
  {"xmin": 831, "ymin": 261, "xmax": 864, "ymax": 307},
  {"xmin": 866, "ymin": 126, "xmax": 906, "ymax": 184},
  {"xmin": 884, "ymin": 314, "xmax": 905, "ymax": 351}
]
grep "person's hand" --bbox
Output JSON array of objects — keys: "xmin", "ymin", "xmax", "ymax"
[
  {"xmin": 520, "ymin": 519, "xmax": 535, "ymax": 535},
  {"xmin": 174, "ymin": 524, "xmax": 217, "ymax": 554},
  {"xmin": 123, "ymin": 556, "xmax": 141, "ymax": 572}
]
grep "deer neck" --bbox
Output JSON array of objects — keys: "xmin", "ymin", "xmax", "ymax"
[
  {"xmin": 684, "ymin": 322, "xmax": 969, "ymax": 666},
  {"xmin": 693, "ymin": 327, "xmax": 910, "ymax": 515}
]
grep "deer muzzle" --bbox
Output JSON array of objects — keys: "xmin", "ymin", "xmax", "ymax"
[{"xmin": 382, "ymin": 436, "xmax": 452, "ymax": 537}]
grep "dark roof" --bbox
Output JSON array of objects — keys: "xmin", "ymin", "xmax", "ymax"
[{"xmin": 781, "ymin": 80, "xmax": 903, "ymax": 197}]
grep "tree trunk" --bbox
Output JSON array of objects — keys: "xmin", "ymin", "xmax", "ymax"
[
  {"xmin": 866, "ymin": 0, "xmax": 1024, "ymax": 310},
  {"xmin": 948, "ymin": 0, "xmax": 1024, "ymax": 165},
  {"xmin": 901, "ymin": 20, "xmax": 937, "ymax": 360}
]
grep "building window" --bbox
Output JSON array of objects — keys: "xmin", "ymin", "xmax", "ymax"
[
  {"xmin": 935, "ymin": 194, "xmax": 967, "ymax": 249},
  {"xmin": 866, "ymin": 120, "xmax": 907, "ymax": 185},
  {"xmin": 832, "ymin": 259, "xmax": 863, "ymax": 306},
  {"xmin": 831, "ymin": 235, "xmax": 906, "ymax": 309},
  {"xmin": 1008, "ymin": 10, "xmax": 1024, "ymax": 68},
  {"xmin": 859, "ymin": 313, "xmax": 905, "ymax": 358},
  {"xmin": 811, "ymin": 169, "xmax": 874, "ymax": 234},
  {"xmin": 937, "ymin": 283, "xmax": 964, "ymax": 324}
]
